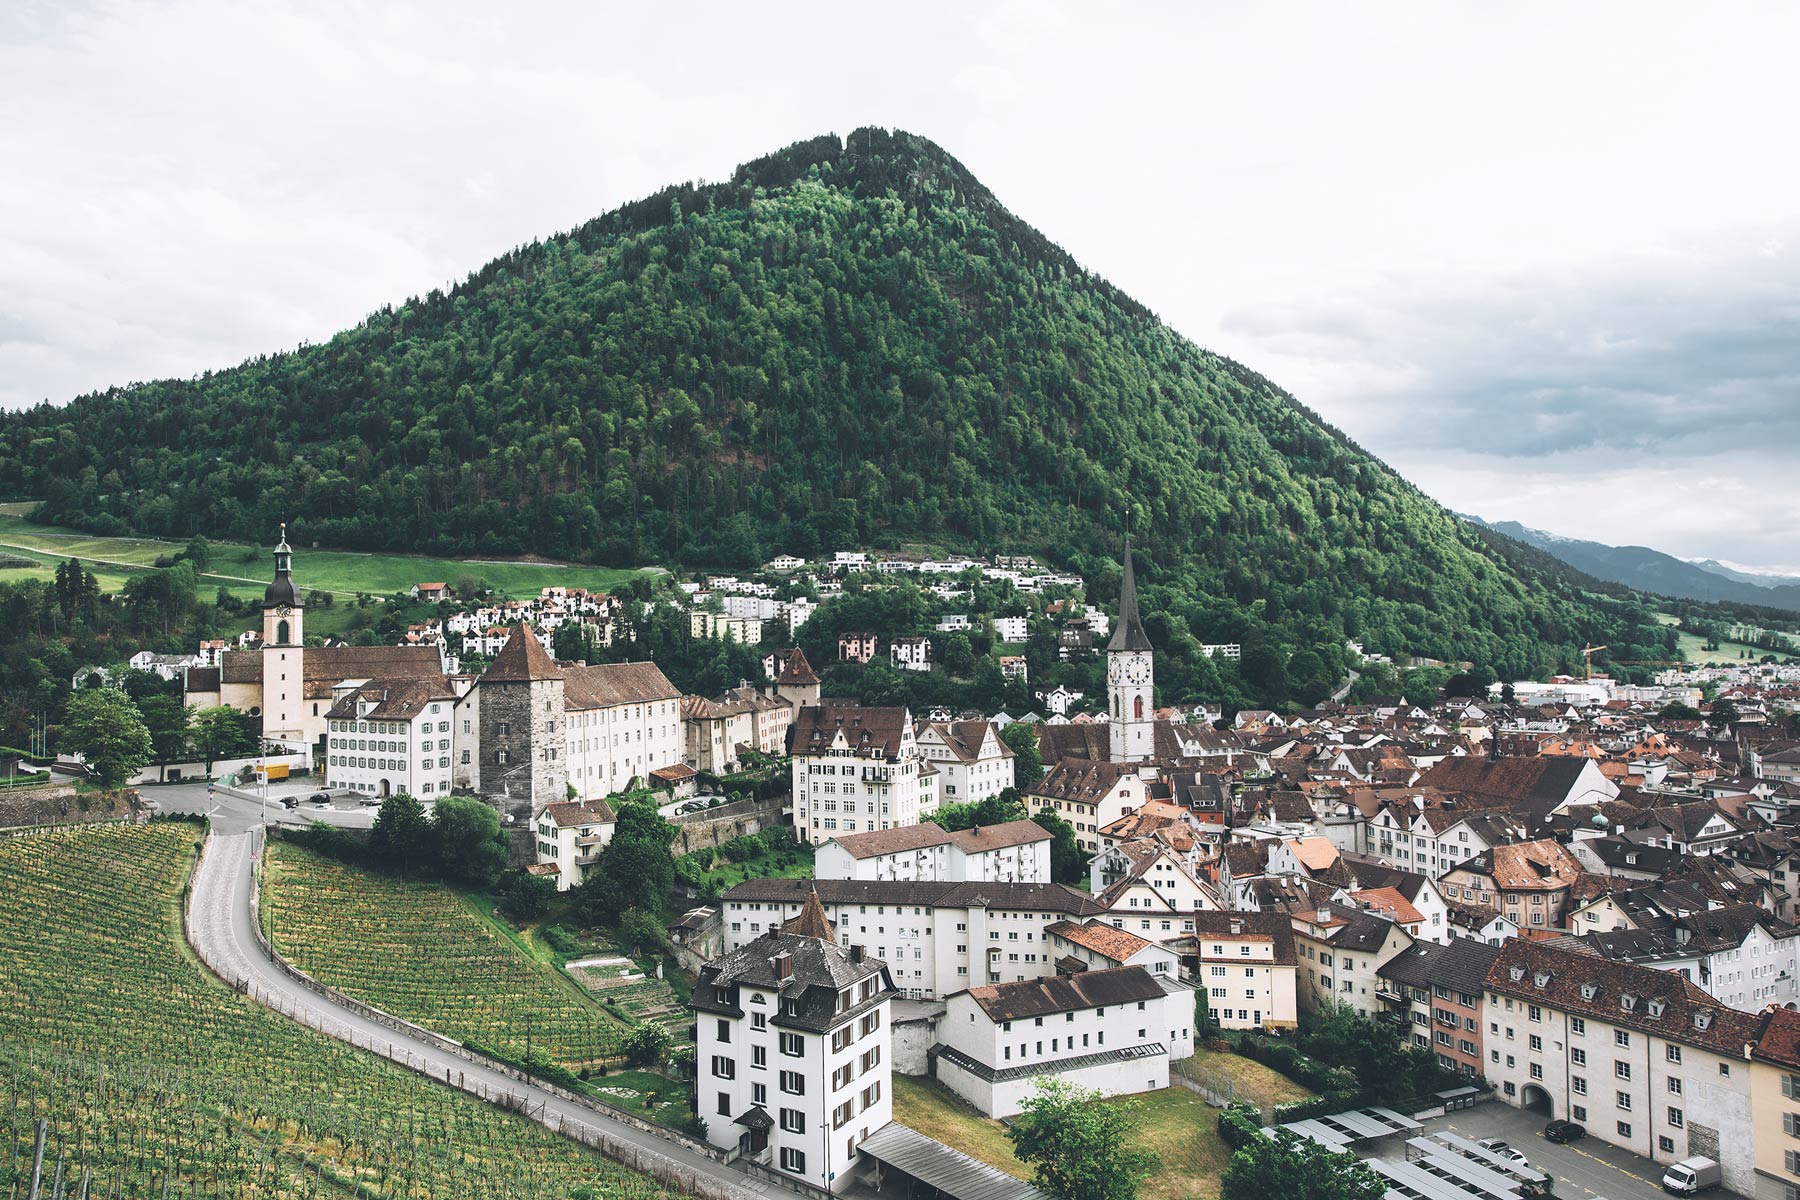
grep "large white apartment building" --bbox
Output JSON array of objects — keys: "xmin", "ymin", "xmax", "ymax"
[
  {"xmin": 1484, "ymin": 938, "xmax": 1760, "ymax": 1194},
  {"xmin": 692, "ymin": 896, "xmax": 894, "ymax": 1194},
  {"xmin": 935, "ymin": 966, "xmax": 1194, "ymax": 1118},
  {"xmin": 914, "ymin": 720, "xmax": 1015, "ymax": 806},
  {"xmin": 719, "ymin": 878, "xmax": 1107, "ymax": 998},
  {"xmin": 813, "ymin": 820, "xmax": 1052, "ymax": 885},
  {"xmin": 790, "ymin": 706, "xmax": 939, "ymax": 843}
]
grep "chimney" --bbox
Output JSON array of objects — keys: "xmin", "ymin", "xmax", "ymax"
[
  {"xmin": 774, "ymin": 952, "xmax": 793, "ymax": 980},
  {"xmin": 850, "ymin": 943, "xmax": 866, "ymax": 964},
  {"xmin": 1317, "ymin": 907, "xmax": 1331, "ymax": 924}
]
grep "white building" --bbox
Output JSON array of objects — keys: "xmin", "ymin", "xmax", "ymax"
[
  {"xmin": 561, "ymin": 662, "xmax": 684, "ymax": 799},
  {"xmin": 814, "ymin": 820, "xmax": 1052, "ymax": 884},
  {"xmin": 889, "ymin": 636, "xmax": 933, "ymax": 673},
  {"xmin": 935, "ymin": 966, "xmax": 1193, "ymax": 1118},
  {"xmin": 1044, "ymin": 919, "xmax": 1181, "ymax": 977},
  {"xmin": 532, "ymin": 797, "xmax": 617, "ymax": 890},
  {"xmin": 720, "ymin": 878, "xmax": 1107, "ymax": 998},
  {"xmin": 992, "ymin": 617, "xmax": 1029, "ymax": 643},
  {"xmin": 323, "ymin": 678, "xmax": 459, "ymax": 799},
  {"xmin": 914, "ymin": 720, "xmax": 1015, "ymax": 806},
  {"xmin": 690, "ymin": 610, "xmax": 766, "ymax": 644},
  {"xmin": 1484, "ymin": 938, "xmax": 1758, "ymax": 1194},
  {"xmin": 790, "ymin": 706, "xmax": 939, "ymax": 843},
  {"xmin": 692, "ymin": 896, "xmax": 893, "ymax": 1194}
]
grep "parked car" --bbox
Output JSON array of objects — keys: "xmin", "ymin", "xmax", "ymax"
[
  {"xmin": 308, "ymin": 791, "xmax": 332, "ymax": 804},
  {"xmin": 1543, "ymin": 1119, "xmax": 1586, "ymax": 1144},
  {"xmin": 1661, "ymin": 1157, "xmax": 1720, "ymax": 1194},
  {"xmin": 280, "ymin": 797, "xmax": 300, "ymax": 809},
  {"xmin": 1477, "ymin": 1138, "xmax": 1530, "ymax": 1167}
]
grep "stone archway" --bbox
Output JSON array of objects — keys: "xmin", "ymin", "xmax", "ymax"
[
  {"xmin": 379, "ymin": 778, "xmax": 391, "ymax": 799},
  {"xmin": 1521, "ymin": 1083, "xmax": 1553, "ymax": 1116}
]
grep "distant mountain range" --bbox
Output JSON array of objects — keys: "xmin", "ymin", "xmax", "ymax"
[{"xmin": 1464, "ymin": 516, "xmax": 1800, "ymax": 615}]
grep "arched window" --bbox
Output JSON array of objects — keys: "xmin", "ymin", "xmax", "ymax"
[
  {"xmin": 276, "ymin": 620, "xmax": 290, "ymax": 645},
  {"xmin": 1133, "ymin": 696, "xmax": 1144, "ymax": 720}
]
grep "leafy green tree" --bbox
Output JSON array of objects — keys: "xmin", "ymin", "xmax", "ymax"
[
  {"xmin": 183, "ymin": 534, "xmax": 211, "ymax": 571},
  {"xmin": 620, "ymin": 1023, "xmax": 672, "ymax": 1068},
  {"xmin": 930, "ymin": 791, "xmax": 1027, "ymax": 831},
  {"xmin": 1032, "ymin": 810, "xmax": 1085, "ymax": 884},
  {"xmin": 61, "ymin": 687, "xmax": 154, "ymax": 786},
  {"xmin": 582, "ymin": 800, "xmax": 677, "ymax": 919},
  {"xmin": 135, "ymin": 694, "xmax": 192, "ymax": 776},
  {"xmin": 370, "ymin": 792, "xmax": 431, "ymax": 875},
  {"xmin": 1007, "ymin": 1078, "xmax": 1155, "ymax": 1200},
  {"xmin": 1658, "ymin": 701, "xmax": 1702, "ymax": 721},
  {"xmin": 1221, "ymin": 1130, "xmax": 1386, "ymax": 1200},
  {"xmin": 1001, "ymin": 720, "xmax": 1044, "ymax": 789},
  {"xmin": 616, "ymin": 907, "xmax": 670, "ymax": 957},
  {"xmin": 497, "ymin": 869, "xmax": 557, "ymax": 921},
  {"xmin": 1706, "ymin": 699, "xmax": 1740, "ymax": 731},
  {"xmin": 431, "ymin": 794, "xmax": 511, "ymax": 887},
  {"xmin": 191, "ymin": 704, "xmax": 256, "ymax": 775}
]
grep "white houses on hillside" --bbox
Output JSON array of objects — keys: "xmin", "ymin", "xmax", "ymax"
[
  {"xmin": 532, "ymin": 797, "xmax": 618, "ymax": 891},
  {"xmin": 935, "ymin": 966, "xmax": 1194, "ymax": 1118},
  {"xmin": 692, "ymin": 895, "xmax": 894, "ymax": 1194},
  {"xmin": 914, "ymin": 720, "xmax": 1015, "ymax": 805}
]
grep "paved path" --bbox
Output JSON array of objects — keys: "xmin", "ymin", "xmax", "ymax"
[{"xmin": 186, "ymin": 828, "xmax": 780, "ymax": 1199}]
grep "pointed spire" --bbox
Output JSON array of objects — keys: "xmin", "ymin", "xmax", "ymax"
[
  {"xmin": 480, "ymin": 623, "xmax": 560, "ymax": 682},
  {"xmin": 1107, "ymin": 523, "xmax": 1153, "ymax": 652},
  {"xmin": 783, "ymin": 887, "xmax": 836, "ymax": 942}
]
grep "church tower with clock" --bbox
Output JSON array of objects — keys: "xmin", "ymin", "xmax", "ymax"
[
  {"xmin": 260, "ymin": 524, "xmax": 307, "ymax": 741},
  {"xmin": 1106, "ymin": 534, "xmax": 1155, "ymax": 764}
]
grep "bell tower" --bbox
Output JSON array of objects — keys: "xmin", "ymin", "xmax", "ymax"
[
  {"xmin": 1107, "ymin": 529, "xmax": 1155, "ymax": 764},
  {"xmin": 260, "ymin": 524, "xmax": 306, "ymax": 741}
]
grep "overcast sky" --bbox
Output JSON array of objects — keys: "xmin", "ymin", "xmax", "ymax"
[{"xmin": 5, "ymin": 1, "xmax": 1798, "ymax": 569}]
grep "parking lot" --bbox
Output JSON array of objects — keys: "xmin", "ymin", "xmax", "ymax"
[{"xmin": 1407, "ymin": 1103, "xmax": 1746, "ymax": 1200}]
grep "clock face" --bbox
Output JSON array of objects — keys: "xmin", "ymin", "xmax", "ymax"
[
  {"xmin": 277, "ymin": 604, "xmax": 292, "ymax": 616},
  {"xmin": 1124, "ymin": 658, "xmax": 1150, "ymax": 685}
]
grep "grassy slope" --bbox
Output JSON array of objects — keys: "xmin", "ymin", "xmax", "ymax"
[
  {"xmin": 262, "ymin": 840, "xmax": 628, "ymax": 1066},
  {"xmin": 0, "ymin": 823, "xmax": 668, "ymax": 1198},
  {"xmin": 1653, "ymin": 612, "xmax": 1776, "ymax": 665},
  {"xmin": 0, "ymin": 502, "xmax": 654, "ymax": 607}
]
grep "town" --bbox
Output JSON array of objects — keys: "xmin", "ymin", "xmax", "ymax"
[{"xmin": 21, "ymin": 525, "xmax": 1800, "ymax": 1200}]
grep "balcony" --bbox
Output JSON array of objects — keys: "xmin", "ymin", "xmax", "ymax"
[
  {"xmin": 575, "ymin": 852, "xmax": 602, "ymax": 867},
  {"xmin": 1375, "ymin": 986, "xmax": 1406, "ymax": 1004}
]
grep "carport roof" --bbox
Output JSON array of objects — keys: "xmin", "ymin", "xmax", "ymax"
[{"xmin": 857, "ymin": 1123, "xmax": 1053, "ymax": 1200}]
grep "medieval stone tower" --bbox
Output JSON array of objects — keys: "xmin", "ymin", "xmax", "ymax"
[{"xmin": 475, "ymin": 624, "xmax": 567, "ymax": 816}]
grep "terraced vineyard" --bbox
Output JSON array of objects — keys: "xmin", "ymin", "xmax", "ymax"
[
  {"xmin": 262, "ymin": 841, "xmax": 628, "ymax": 1066},
  {"xmin": 565, "ymin": 959, "xmax": 690, "ymax": 1038},
  {"xmin": 0, "ymin": 822, "xmax": 671, "ymax": 1198}
]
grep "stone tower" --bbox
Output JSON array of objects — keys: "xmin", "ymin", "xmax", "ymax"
[
  {"xmin": 476, "ymin": 624, "xmax": 567, "ymax": 817},
  {"xmin": 259, "ymin": 524, "xmax": 307, "ymax": 742},
  {"xmin": 1107, "ymin": 534, "xmax": 1155, "ymax": 765},
  {"xmin": 774, "ymin": 647, "xmax": 823, "ymax": 712}
]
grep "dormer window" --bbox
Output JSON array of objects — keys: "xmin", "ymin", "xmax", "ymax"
[
  {"xmin": 1621, "ymin": 994, "xmax": 1637, "ymax": 1012},
  {"xmin": 1509, "ymin": 966, "xmax": 1526, "ymax": 983},
  {"xmin": 1534, "ymin": 972, "xmax": 1551, "ymax": 989},
  {"xmin": 1647, "ymin": 999, "xmax": 1666, "ymax": 1018},
  {"xmin": 1580, "ymin": 983, "xmax": 1598, "ymax": 1001},
  {"xmin": 1694, "ymin": 1010, "xmax": 1714, "ymax": 1031}
]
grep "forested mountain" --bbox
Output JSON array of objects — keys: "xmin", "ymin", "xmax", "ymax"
[
  {"xmin": 1469, "ymin": 517, "xmax": 1800, "ymax": 617},
  {"xmin": 0, "ymin": 128, "xmax": 1669, "ymax": 680}
]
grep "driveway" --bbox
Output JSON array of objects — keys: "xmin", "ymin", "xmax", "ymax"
[
  {"xmin": 1409, "ymin": 1104, "xmax": 1747, "ymax": 1200},
  {"xmin": 143, "ymin": 778, "xmax": 376, "ymax": 834}
]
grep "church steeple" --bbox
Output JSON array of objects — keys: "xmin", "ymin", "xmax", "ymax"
[
  {"xmin": 263, "ymin": 523, "xmax": 299, "ymax": 611},
  {"xmin": 1107, "ymin": 520, "xmax": 1155, "ymax": 765}
]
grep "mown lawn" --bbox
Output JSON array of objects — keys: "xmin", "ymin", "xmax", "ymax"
[
  {"xmin": 890, "ymin": 1074, "xmax": 1241, "ymax": 1200},
  {"xmin": 1178, "ymin": 1046, "xmax": 1314, "ymax": 1109}
]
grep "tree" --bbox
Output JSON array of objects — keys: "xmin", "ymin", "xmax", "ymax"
[
  {"xmin": 1195, "ymin": 987, "xmax": 1217, "ymax": 1040},
  {"xmin": 431, "ymin": 794, "xmax": 511, "ymax": 887},
  {"xmin": 1001, "ymin": 720, "xmax": 1044, "ymax": 789},
  {"xmin": 498, "ymin": 869, "xmax": 557, "ymax": 921},
  {"xmin": 616, "ymin": 906, "xmax": 670, "ymax": 958},
  {"xmin": 1221, "ymin": 1130, "xmax": 1386, "ymax": 1200},
  {"xmin": 135, "ymin": 694, "xmax": 192, "ymax": 778},
  {"xmin": 370, "ymin": 792, "xmax": 431, "ymax": 875},
  {"xmin": 1032, "ymin": 810, "xmax": 1084, "ymax": 884},
  {"xmin": 1007, "ymin": 1079, "xmax": 1155, "ymax": 1200},
  {"xmin": 183, "ymin": 534, "xmax": 211, "ymax": 571},
  {"xmin": 191, "ymin": 704, "xmax": 255, "ymax": 775},
  {"xmin": 620, "ymin": 1023, "xmax": 672, "ymax": 1068},
  {"xmin": 61, "ymin": 688, "xmax": 154, "ymax": 787},
  {"xmin": 582, "ymin": 800, "xmax": 677, "ymax": 919},
  {"xmin": 1657, "ymin": 701, "xmax": 1702, "ymax": 722},
  {"xmin": 1706, "ymin": 699, "xmax": 1740, "ymax": 732}
]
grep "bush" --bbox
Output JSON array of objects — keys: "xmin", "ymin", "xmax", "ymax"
[
  {"xmin": 497, "ymin": 869, "xmax": 557, "ymax": 922},
  {"xmin": 541, "ymin": 924, "xmax": 583, "ymax": 955},
  {"xmin": 1218, "ymin": 1102, "xmax": 1263, "ymax": 1149},
  {"xmin": 620, "ymin": 1024, "xmax": 672, "ymax": 1068}
]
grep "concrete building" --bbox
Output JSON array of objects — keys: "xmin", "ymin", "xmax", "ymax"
[
  {"xmin": 935, "ymin": 967, "xmax": 1193, "ymax": 1118},
  {"xmin": 322, "ymin": 678, "xmax": 459, "ymax": 799},
  {"xmin": 813, "ymin": 820, "xmax": 1052, "ymax": 885},
  {"xmin": 532, "ymin": 797, "xmax": 617, "ymax": 890},
  {"xmin": 719, "ymin": 878, "xmax": 1106, "ymax": 998},
  {"xmin": 790, "ymin": 706, "xmax": 939, "ymax": 843},
  {"xmin": 1484, "ymin": 938, "xmax": 1758, "ymax": 1194},
  {"xmin": 692, "ymin": 894, "xmax": 894, "ymax": 1194},
  {"xmin": 1375, "ymin": 937, "xmax": 1500, "ymax": 1077},
  {"xmin": 683, "ymin": 688, "xmax": 793, "ymax": 774},
  {"xmin": 1179, "ymin": 911, "xmax": 1300, "ymax": 1032},
  {"xmin": 914, "ymin": 721, "xmax": 1014, "ymax": 806}
]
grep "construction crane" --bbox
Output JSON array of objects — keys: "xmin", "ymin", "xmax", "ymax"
[{"xmin": 1581, "ymin": 644, "xmax": 1608, "ymax": 679}]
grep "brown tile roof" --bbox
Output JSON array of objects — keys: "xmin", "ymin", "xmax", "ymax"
[
  {"xmin": 324, "ymin": 677, "xmax": 458, "ymax": 721},
  {"xmin": 562, "ymin": 661, "xmax": 679, "ymax": 708},
  {"xmin": 918, "ymin": 720, "xmax": 1014, "ymax": 763},
  {"xmin": 1029, "ymin": 760, "xmax": 1139, "ymax": 803},
  {"xmin": 541, "ymin": 797, "xmax": 618, "ymax": 828},
  {"xmin": 1756, "ymin": 1006, "xmax": 1800, "ymax": 1069},
  {"xmin": 947, "ymin": 819, "xmax": 1051, "ymax": 852},
  {"xmin": 791, "ymin": 705, "xmax": 913, "ymax": 760},
  {"xmin": 214, "ymin": 644, "xmax": 443, "ymax": 695},
  {"xmin": 185, "ymin": 666, "xmax": 221, "ymax": 691},
  {"xmin": 1465, "ymin": 838, "xmax": 1584, "ymax": 891},
  {"xmin": 480, "ymin": 624, "xmax": 560, "ymax": 682},
  {"xmin": 776, "ymin": 647, "xmax": 821, "ymax": 686},
  {"xmin": 829, "ymin": 823, "xmax": 955, "ymax": 859},
  {"xmin": 1188, "ymin": 910, "xmax": 1298, "ymax": 965},
  {"xmin": 966, "ymin": 965, "xmax": 1166, "ymax": 1022},
  {"xmin": 1417, "ymin": 756, "xmax": 1598, "ymax": 817},
  {"xmin": 1485, "ymin": 937, "xmax": 1761, "ymax": 1057},
  {"xmin": 1045, "ymin": 918, "xmax": 1153, "ymax": 963},
  {"xmin": 783, "ymin": 889, "xmax": 836, "ymax": 940}
]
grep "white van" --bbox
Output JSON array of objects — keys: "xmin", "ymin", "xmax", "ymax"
[{"xmin": 1662, "ymin": 1157, "xmax": 1721, "ymax": 1195}]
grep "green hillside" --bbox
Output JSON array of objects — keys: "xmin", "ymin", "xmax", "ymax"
[{"xmin": 0, "ymin": 128, "xmax": 1662, "ymax": 679}]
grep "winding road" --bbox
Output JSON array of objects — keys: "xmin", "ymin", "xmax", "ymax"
[{"xmin": 184, "ymin": 827, "xmax": 780, "ymax": 1199}]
